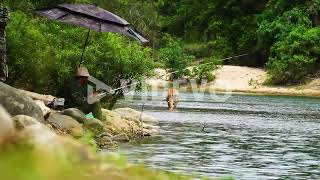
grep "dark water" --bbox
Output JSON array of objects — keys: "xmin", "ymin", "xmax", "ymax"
[{"xmin": 116, "ymin": 91, "xmax": 320, "ymax": 179}]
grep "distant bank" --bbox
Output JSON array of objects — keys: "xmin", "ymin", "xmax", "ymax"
[{"xmin": 147, "ymin": 65, "xmax": 320, "ymax": 97}]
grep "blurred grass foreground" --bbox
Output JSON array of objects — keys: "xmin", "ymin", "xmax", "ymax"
[
  {"xmin": 0, "ymin": 142, "xmax": 195, "ymax": 180},
  {"xmin": 0, "ymin": 105, "xmax": 214, "ymax": 180}
]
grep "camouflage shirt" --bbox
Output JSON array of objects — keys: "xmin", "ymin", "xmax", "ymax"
[
  {"xmin": 68, "ymin": 79, "xmax": 88, "ymax": 110},
  {"xmin": 0, "ymin": 6, "xmax": 9, "ymax": 25}
]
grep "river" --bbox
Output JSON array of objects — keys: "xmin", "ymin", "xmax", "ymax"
[{"xmin": 116, "ymin": 91, "xmax": 320, "ymax": 179}]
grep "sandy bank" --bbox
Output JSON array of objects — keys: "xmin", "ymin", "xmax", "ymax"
[{"xmin": 147, "ymin": 66, "xmax": 320, "ymax": 97}]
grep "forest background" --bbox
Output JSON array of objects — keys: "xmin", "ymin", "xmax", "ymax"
[{"xmin": 4, "ymin": 0, "xmax": 320, "ymax": 107}]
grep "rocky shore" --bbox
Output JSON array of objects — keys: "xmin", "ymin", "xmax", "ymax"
[
  {"xmin": 0, "ymin": 82, "xmax": 192, "ymax": 179},
  {"xmin": 0, "ymin": 82, "xmax": 160, "ymax": 149}
]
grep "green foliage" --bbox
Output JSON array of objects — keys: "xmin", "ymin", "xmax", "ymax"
[
  {"xmin": 258, "ymin": 2, "xmax": 320, "ymax": 84},
  {"xmin": 158, "ymin": 0, "xmax": 265, "ymax": 62},
  {"xmin": 183, "ymin": 43, "xmax": 212, "ymax": 58},
  {"xmin": 191, "ymin": 57, "xmax": 222, "ymax": 82},
  {"xmin": 158, "ymin": 35, "xmax": 194, "ymax": 79},
  {"xmin": 266, "ymin": 25, "xmax": 320, "ymax": 84},
  {"xmin": 6, "ymin": 0, "xmax": 320, "ymax": 88},
  {"xmin": 0, "ymin": 141, "xmax": 200, "ymax": 180},
  {"xmin": 78, "ymin": 131, "xmax": 97, "ymax": 151},
  {"xmin": 6, "ymin": 10, "xmax": 154, "ymax": 99}
]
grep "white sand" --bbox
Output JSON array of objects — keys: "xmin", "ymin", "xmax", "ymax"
[{"xmin": 147, "ymin": 65, "xmax": 320, "ymax": 97}]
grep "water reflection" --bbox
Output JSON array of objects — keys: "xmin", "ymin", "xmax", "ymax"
[{"xmin": 116, "ymin": 93, "xmax": 320, "ymax": 179}]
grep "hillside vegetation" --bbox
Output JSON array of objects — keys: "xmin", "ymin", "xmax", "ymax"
[{"xmin": 4, "ymin": 0, "xmax": 320, "ymax": 95}]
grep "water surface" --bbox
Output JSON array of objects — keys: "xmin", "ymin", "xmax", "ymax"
[{"xmin": 116, "ymin": 92, "xmax": 320, "ymax": 179}]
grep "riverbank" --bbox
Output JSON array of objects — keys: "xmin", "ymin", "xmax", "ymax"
[
  {"xmin": 147, "ymin": 65, "xmax": 320, "ymax": 97},
  {"xmin": 1, "ymin": 82, "xmax": 200, "ymax": 180},
  {"xmin": 0, "ymin": 105, "xmax": 193, "ymax": 180}
]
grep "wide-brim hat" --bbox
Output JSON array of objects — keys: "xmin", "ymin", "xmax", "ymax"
[{"xmin": 75, "ymin": 67, "xmax": 90, "ymax": 77}]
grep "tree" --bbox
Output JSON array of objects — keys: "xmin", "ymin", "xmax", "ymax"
[
  {"xmin": 158, "ymin": 35, "xmax": 194, "ymax": 79},
  {"xmin": 258, "ymin": 1, "xmax": 320, "ymax": 84},
  {"xmin": 7, "ymin": 10, "xmax": 155, "ymax": 109}
]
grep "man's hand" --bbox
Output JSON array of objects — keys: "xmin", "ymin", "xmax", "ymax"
[{"xmin": 93, "ymin": 91, "xmax": 100, "ymax": 97}]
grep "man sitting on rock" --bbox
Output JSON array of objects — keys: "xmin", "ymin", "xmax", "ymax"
[{"xmin": 65, "ymin": 67, "xmax": 103, "ymax": 120}]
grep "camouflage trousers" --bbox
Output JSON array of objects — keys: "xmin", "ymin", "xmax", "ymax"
[
  {"xmin": 80, "ymin": 101, "xmax": 103, "ymax": 121},
  {"xmin": 0, "ymin": 31, "xmax": 7, "ymax": 82}
]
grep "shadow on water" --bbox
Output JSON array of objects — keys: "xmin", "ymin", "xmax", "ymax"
[{"xmin": 114, "ymin": 92, "xmax": 320, "ymax": 179}]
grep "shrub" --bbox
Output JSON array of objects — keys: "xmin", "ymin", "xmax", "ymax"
[
  {"xmin": 265, "ymin": 25, "xmax": 320, "ymax": 84},
  {"xmin": 191, "ymin": 57, "xmax": 222, "ymax": 83},
  {"xmin": 6, "ymin": 11, "xmax": 155, "ymax": 108},
  {"xmin": 158, "ymin": 35, "xmax": 194, "ymax": 79}
]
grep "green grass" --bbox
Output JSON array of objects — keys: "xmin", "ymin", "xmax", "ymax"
[{"xmin": 0, "ymin": 140, "xmax": 227, "ymax": 180}]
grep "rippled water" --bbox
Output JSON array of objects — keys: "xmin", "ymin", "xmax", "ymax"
[{"xmin": 116, "ymin": 91, "xmax": 320, "ymax": 179}]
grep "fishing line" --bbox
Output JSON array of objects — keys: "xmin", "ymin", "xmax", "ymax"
[
  {"xmin": 100, "ymin": 53, "xmax": 249, "ymax": 96},
  {"xmin": 166, "ymin": 53, "xmax": 248, "ymax": 77}
]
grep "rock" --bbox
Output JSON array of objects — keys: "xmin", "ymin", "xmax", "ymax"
[
  {"xmin": 0, "ymin": 82, "xmax": 44, "ymax": 122},
  {"xmin": 105, "ymin": 116, "xmax": 131, "ymax": 133},
  {"xmin": 20, "ymin": 118, "xmax": 98, "ymax": 163},
  {"xmin": 142, "ymin": 124, "xmax": 160, "ymax": 135},
  {"xmin": 141, "ymin": 114, "xmax": 159, "ymax": 125},
  {"xmin": 126, "ymin": 120, "xmax": 142, "ymax": 134},
  {"xmin": 62, "ymin": 108, "xmax": 86, "ymax": 123},
  {"xmin": 142, "ymin": 123, "xmax": 160, "ymax": 131},
  {"xmin": 103, "ymin": 109, "xmax": 132, "ymax": 133},
  {"xmin": 102, "ymin": 108, "xmax": 160, "ymax": 136},
  {"xmin": 104, "ymin": 125, "xmax": 116, "ymax": 133},
  {"xmin": 34, "ymin": 100, "xmax": 51, "ymax": 117},
  {"xmin": 47, "ymin": 113, "xmax": 84, "ymax": 138},
  {"xmin": 82, "ymin": 118, "xmax": 104, "ymax": 136},
  {"xmin": 112, "ymin": 133, "xmax": 130, "ymax": 142},
  {"xmin": 20, "ymin": 89, "xmax": 56, "ymax": 104},
  {"xmin": 98, "ymin": 132, "xmax": 113, "ymax": 139},
  {"xmin": 115, "ymin": 108, "xmax": 159, "ymax": 125},
  {"xmin": 97, "ymin": 136, "xmax": 114, "ymax": 148},
  {"xmin": 114, "ymin": 108, "xmax": 143, "ymax": 120},
  {"xmin": 142, "ymin": 129, "xmax": 152, "ymax": 137},
  {"xmin": 102, "ymin": 109, "xmax": 121, "ymax": 119},
  {"xmin": 0, "ymin": 105, "xmax": 15, "ymax": 143},
  {"xmin": 12, "ymin": 115, "xmax": 40, "ymax": 130}
]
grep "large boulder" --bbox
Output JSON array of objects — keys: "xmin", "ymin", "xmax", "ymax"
[
  {"xmin": 62, "ymin": 108, "xmax": 87, "ymax": 123},
  {"xmin": 0, "ymin": 82, "xmax": 44, "ymax": 122},
  {"xmin": 115, "ymin": 108, "xmax": 159, "ymax": 125},
  {"xmin": 102, "ymin": 109, "xmax": 132, "ymax": 133},
  {"xmin": 97, "ymin": 136, "xmax": 115, "ymax": 148},
  {"xmin": 83, "ymin": 118, "xmax": 104, "ymax": 136},
  {"xmin": 34, "ymin": 100, "xmax": 51, "ymax": 118},
  {"xmin": 16, "ymin": 116, "xmax": 98, "ymax": 163},
  {"xmin": 63, "ymin": 108, "xmax": 105, "ymax": 137},
  {"xmin": 112, "ymin": 133, "xmax": 130, "ymax": 142},
  {"xmin": 47, "ymin": 113, "xmax": 84, "ymax": 138},
  {"xmin": 12, "ymin": 115, "xmax": 41, "ymax": 130},
  {"xmin": 102, "ymin": 108, "xmax": 160, "ymax": 137},
  {"xmin": 0, "ymin": 106, "xmax": 15, "ymax": 144}
]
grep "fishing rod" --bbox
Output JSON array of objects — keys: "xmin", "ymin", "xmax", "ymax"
[{"xmin": 97, "ymin": 53, "xmax": 249, "ymax": 97}]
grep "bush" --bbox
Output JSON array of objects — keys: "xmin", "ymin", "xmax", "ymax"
[
  {"xmin": 263, "ymin": 19, "xmax": 320, "ymax": 84},
  {"xmin": 191, "ymin": 57, "xmax": 222, "ymax": 83},
  {"xmin": 158, "ymin": 35, "xmax": 194, "ymax": 79},
  {"xmin": 183, "ymin": 43, "xmax": 213, "ymax": 58},
  {"xmin": 258, "ymin": 5, "xmax": 320, "ymax": 85},
  {"xmin": 7, "ymin": 11, "xmax": 155, "ymax": 107}
]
